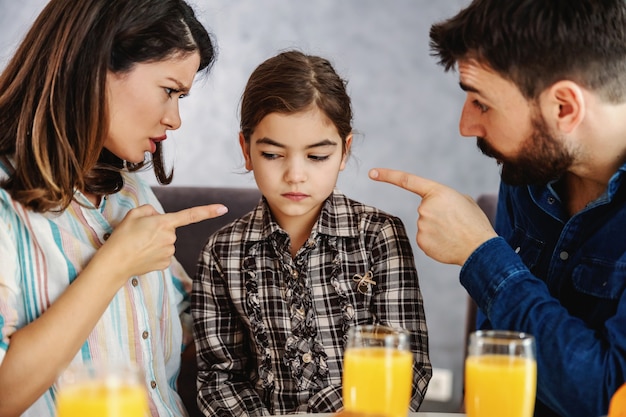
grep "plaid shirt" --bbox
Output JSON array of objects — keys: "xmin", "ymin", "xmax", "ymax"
[{"xmin": 191, "ymin": 189, "xmax": 431, "ymax": 416}]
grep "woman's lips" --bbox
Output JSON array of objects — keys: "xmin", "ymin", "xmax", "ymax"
[{"xmin": 149, "ymin": 135, "xmax": 167, "ymax": 153}]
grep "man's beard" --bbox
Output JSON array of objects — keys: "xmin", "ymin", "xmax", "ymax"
[{"xmin": 476, "ymin": 114, "xmax": 574, "ymax": 186}]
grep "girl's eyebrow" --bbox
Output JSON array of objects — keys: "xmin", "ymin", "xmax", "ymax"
[{"xmin": 255, "ymin": 137, "xmax": 338, "ymax": 149}]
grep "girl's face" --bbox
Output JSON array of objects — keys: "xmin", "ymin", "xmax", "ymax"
[
  {"xmin": 105, "ymin": 52, "xmax": 201, "ymax": 163},
  {"xmin": 240, "ymin": 107, "xmax": 352, "ymax": 230}
]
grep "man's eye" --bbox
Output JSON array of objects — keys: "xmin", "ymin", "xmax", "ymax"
[{"xmin": 472, "ymin": 100, "xmax": 489, "ymax": 113}]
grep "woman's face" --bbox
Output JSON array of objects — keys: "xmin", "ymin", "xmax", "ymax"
[{"xmin": 104, "ymin": 52, "xmax": 201, "ymax": 163}]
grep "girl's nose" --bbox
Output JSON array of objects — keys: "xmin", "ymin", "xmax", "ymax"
[{"xmin": 284, "ymin": 160, "xmax": 307, "ymax": 183}]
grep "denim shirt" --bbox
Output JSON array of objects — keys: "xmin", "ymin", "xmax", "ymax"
[{"xmin": 460, "ymin": 164, "xmax": 626, "ymax": 417}]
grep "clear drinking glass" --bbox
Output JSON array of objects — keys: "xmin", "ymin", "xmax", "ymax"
[
  {"xmin": 56, "ymin": 362, "xmax": 149, "ymax": 417},
  {"xmin": 465, "ymin": 330, "xmax": 537, "ymax": 417},
  {"xmin": 342, "ymin": 324, "xmax": 413, "ymax": 417}
]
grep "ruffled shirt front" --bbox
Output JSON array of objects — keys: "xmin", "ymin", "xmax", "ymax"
[{"xmin": 192, "ymin": 189, "xmax": 431, "ymax": 416}]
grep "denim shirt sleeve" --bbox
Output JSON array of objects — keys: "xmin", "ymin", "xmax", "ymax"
[{"xmin": 460, "ymin": 208, "xmax": 626, "ymax": 417}]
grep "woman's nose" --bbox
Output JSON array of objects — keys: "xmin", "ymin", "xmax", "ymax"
[{"xmin": 162, "ymin": 102, "xmax": 182, "ymax": 130}]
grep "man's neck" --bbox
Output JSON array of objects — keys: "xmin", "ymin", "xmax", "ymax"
[{"xmin": 558, "ymin": 172, "xmax": 609, "ymax": 216}]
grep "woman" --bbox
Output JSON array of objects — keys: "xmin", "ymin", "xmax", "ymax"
[{"xmin": 0, "ymin": 1, "xmax": 226, "ymax": 416}]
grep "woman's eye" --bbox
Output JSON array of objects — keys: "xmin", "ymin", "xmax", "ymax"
[
  {"xmin": 472, "ymin": 100, "xmax": 489, "ymax": 113},
  {"xmin": 164, "ymin": 87, "xmax": 186, "ymax": 99}
]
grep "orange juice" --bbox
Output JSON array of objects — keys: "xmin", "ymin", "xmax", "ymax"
[
  {"xmin": 56, "ymin": 380, "xmax": 149, "ymax": 417},
  {"xmin": 465, "ymin": 354, "xmax": 536, "ymax": 417},
  {"xmin": 343, "ymin": 346, "xmax": 413, "ymax": 417}
]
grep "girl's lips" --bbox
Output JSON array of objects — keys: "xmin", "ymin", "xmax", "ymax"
[{"xmin": 283, "ymin": 192, "xmax": 308, "ymax": 202}]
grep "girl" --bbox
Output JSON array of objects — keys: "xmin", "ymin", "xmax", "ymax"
[
  {"xmin": 0, "ymin": 1, "xmax": 225, "ymax": 415},
  {"xmin": 192, "ymin": 50, "xmax": 431, "ymax": 416}
]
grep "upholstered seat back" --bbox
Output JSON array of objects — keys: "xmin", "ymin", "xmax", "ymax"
[{"xmin": 152, "ymin": 186, "xmax": 261, "ymax": 417}]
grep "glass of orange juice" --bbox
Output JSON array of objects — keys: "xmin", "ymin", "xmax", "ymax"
[
  {"xmin": 56, "ymin": 362, "xmax": 149, "ymax": 417},
  {"xmin": 465, "ymin": 330, "xmax": 537, "ymax": 417},
  {"xmin": 342, "ymin": 324, "xmax": 413, "ymax": 417}
]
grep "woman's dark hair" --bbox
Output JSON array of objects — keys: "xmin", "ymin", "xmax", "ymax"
[
  {"xmin": 0, "ymin": 0, "xmax": 216, "ymax": 212},
  {"xmin": 240, "ymin": 50, "xmax": 352, "ymax": 155},
  {"xmin": 430, "ymin": 0, "xmax": 626, "ymax": 102}
]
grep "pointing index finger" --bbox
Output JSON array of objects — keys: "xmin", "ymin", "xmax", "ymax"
[
  {"xmin": 368, "ymin": 168, "xmax": 439, "ymax": 197},
  {"xmin": 164, "ymin": 204, "xmax": 228, "ymax": 228}
]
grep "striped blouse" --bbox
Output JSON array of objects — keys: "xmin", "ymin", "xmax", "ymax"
[{"xmin": 0, "ymin": 162, "xmax": 191, "ymax": 417}]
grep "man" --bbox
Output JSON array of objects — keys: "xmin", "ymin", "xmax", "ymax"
[{"xmin": 369, "ymin": 1, "xmax": 626, "ymax": 416}]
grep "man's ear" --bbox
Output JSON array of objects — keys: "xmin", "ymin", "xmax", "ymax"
[
  {"xmin": 239, "ymin": 132, "xmax": 253, "ymax": 171},
  {"xmin": 540, "ymin": 80, "xmax": 585, "ymax": 134}
]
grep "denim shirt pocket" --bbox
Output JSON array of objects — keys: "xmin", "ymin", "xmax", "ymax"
[
  {"xmin": 572, "ymin": 258, "xmax": 626, "ymax": 300},
  {"xmin": 508, "ymin": 227, "xmax": 545, "ymax": 270}
]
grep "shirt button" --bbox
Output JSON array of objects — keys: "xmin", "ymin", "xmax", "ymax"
[
  {"xmin": 142, "ymin": 331, "xmax": 149, "ymax": 339},
  {"xmin": 302, "ymin": 352, "xmax": 312, "ymax": 363},
  {"xmin": 131, "ymin": 278, "xmax": 139, "ymax": 287},
  {"xmin": 150, "ymin": 380, "xmax": 157, "ymax": 389},
  {"xmin": 103, "ymin": 232, "xmax": 111, "ymax": 241},
  {"xmin": 547, "ymin": 197, "xmax": 556, "ymax": 204},
  {"xmin": 559, "ymin": 251, "xmax": 569, "ymax": 261},
  {"xmin": 514, "ymin": 247, "xmax": 521, "ymax": 253},
  {"xmin": 291, "ymin": 270, "xmax": 299, "ymax": 279}
]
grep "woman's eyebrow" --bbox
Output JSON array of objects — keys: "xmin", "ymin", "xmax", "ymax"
[{"xmin": 167, "ymin": 77, "xmax": 191, "ymax": 94}]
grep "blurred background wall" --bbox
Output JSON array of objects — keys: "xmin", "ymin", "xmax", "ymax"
[{"xmin": 0, "ymin": 0, "xmax": 501, "ymax": 411}]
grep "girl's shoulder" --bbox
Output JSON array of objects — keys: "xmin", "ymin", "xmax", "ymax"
[{"xmin": 333, "ymin": 190, "xmax": 402, "ymax": 223}]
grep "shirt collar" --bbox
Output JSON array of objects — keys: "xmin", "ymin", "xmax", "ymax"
[
  {"xmin": 528, "ymin": 160, "xmax": 626, "ymax": 211},
  {"xmin": 243, "ymin": 189, "xmax": 360, "ymax": 242}
]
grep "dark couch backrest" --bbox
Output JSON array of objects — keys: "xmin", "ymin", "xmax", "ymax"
[{"xmin": 152, "ymin": 186, "xmax": 261, "ymax": 277}]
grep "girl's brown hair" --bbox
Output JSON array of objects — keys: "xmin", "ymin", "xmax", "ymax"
[{"xmin": 240, "ymin": 50, "xmax": 352, "ymax": 155}]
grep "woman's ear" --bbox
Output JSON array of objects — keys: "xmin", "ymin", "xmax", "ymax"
[
  {"xmin": 541, "ymin": 80, "xmax": 585, "ymax": 134},
  {"xmin": 239, "ymin": 132, "xmax": 253, "ymax": 171}
]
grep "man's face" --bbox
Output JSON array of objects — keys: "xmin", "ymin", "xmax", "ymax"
[
  {"xmin": 457, "ymin": 59, "xmax": 574, "ymax": 185},
  {"xmin": 476, "ymin": 112, "xmax": 574, "ymax": 185}
]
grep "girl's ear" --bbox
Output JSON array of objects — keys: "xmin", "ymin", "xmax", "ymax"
[
  {"xmin": 239, "ymin": 132, "xmax": 253, "ymax": 171},
  {"xmin": 541, "ymin": 80, "xmax": 585, "ymax": 134},
  {"xmin": 339, "ymin": 133, "xmax": 353, "ymax": 171}
]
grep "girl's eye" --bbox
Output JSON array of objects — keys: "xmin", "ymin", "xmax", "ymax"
[
  {"xmin": 261, "ymin": 152, "xmax": 280, "ymax": 160},
  {"xmin": 472, "ymin": 100, "xmax": 489, "ymax": 113},
  {"xmin": 309, "ymin": 155, "xmax": 330, "ymax": 162}
]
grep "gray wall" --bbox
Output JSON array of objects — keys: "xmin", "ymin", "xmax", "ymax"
[{"xmin": 1, "ymin": 0, "xmax": 501, "ymax": 411}]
